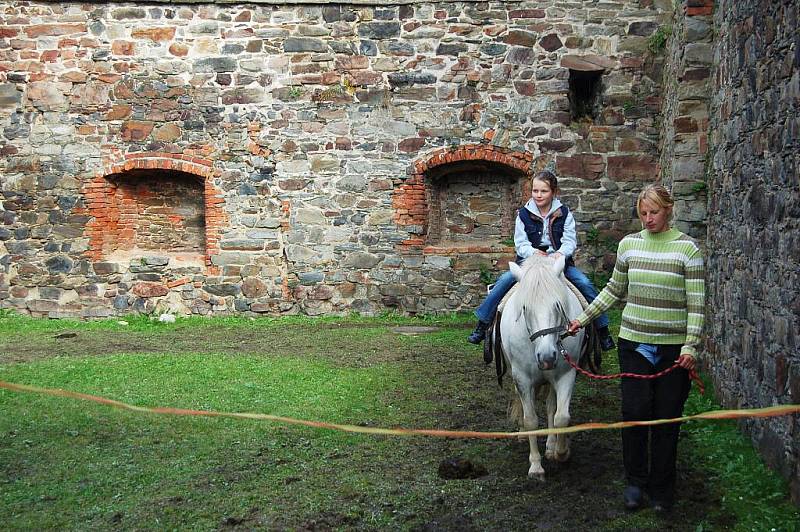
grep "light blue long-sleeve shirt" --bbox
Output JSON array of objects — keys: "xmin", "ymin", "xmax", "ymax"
[{"xmin": 514, "ymin": 197, "xmax": 577, "ymax": 260}]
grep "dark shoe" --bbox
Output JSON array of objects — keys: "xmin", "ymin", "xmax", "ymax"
[
  {"xmin": 467, "ymin": 321, "xmax": 490, "ymax": 345},
  {"xmin": 623, "ymin": 486, "xmax": 644, "ymax": 511},
  {"xmin": 651, "ymin": 500, "xmax": 673, "ymax": 514},
  {"xmin": 600, "ymin": 333, "xmax": 616, "ymax": 351}
]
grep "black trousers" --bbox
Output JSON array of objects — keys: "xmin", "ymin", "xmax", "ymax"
[{"xmin": 618, "ymin": 338, "xmax": 691, "ymax": 503}]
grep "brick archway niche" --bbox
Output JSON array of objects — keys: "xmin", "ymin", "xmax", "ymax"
[
  {"xmin": 395, "ymin": 145, "xmax": 533, "ymax": 253},
  {"xmin": 83, "ymin": 154, "xmax": 225, "ymax": 269}
]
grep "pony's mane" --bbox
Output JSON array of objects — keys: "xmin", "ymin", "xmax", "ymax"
[{"xmin": 516, "ymin": 255, "xmax": 570, "ymax": 309}]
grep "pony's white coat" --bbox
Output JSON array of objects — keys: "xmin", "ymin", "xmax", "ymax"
[{"xmin": 500, "ymin": 254, "xmax": 585, "ymax": 480}]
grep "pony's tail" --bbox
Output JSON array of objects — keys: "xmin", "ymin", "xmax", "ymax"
[{"xmin": 508, "ymin": 395, "xmax": 523, "ymax": 427}]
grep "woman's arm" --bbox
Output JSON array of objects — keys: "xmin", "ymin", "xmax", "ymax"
[
  {"xmin": 681, "ymin": 246, "xmax": 706, "ymax": 359},
  {"xmin": 573, "ymin": 240, "xmax": 629, "ymax": 327}
]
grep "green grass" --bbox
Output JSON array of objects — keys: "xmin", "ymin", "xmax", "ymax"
[
  {"xmin": 683, "ymin": 379, "xmax": 800, "ymax": 531},
  {"xmin": 0, "ymin": 310, "xmax": 797, "ymax": 530}
]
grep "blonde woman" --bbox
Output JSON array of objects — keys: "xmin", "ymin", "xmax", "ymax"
[{"xmin": 567, "ymin": 184, "xmax": 705, "ymax": 513}]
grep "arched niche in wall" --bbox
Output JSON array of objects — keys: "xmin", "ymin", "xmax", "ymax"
[
  {"xmin": 395, "ymin": 144, "xmax": 533, "ymax": 252},
  {"xmin": 83, "ymin": 154, "xmax": 225, "ymax": 269},
  {"xmin": 425, "ymin": 160, "xmax": 526, "ymax": 248}
]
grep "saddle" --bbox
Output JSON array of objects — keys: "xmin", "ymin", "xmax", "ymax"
[{"xmin": 484, "ymin": 280, "xmax": 603, "ymax": 385}]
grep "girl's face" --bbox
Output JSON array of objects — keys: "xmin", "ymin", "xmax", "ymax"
[
  {"xmin": 638, "ymin": 199, "xmax": 671, "ymax": 233},
  {"xmin": 531, "ymin": 178, "xmax": 555, "ymax": 211}
]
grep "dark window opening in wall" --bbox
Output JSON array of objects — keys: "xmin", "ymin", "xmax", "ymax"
[
  {"xmin": 104, "ymin": 170, "xmax": 206, "ymax": 266},
  {"xmin": 568, "ymin": 69, "xmax": 603, "ymax": 121},
  {"xmin": 426, "ymin": 161, "xmax": 525, "ymax": 249}
]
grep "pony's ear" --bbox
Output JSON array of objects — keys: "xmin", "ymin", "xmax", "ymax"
[
  {"xmin": 509, "ymin": 261, "xmax": 523, "ymax": 280},
  {"xmin": 551, "ymin": 254, "xmax": 566, "ymax": 276}
]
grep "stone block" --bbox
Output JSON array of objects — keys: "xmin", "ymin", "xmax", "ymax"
[
  {"xmin": 627, "ymin": 21, "xmax": 659, "ymax": 37},
  {"xmin": 358, "ymin": 22, "xmax": 400, "ymax": 40},
  {"xmin": 557, "ymin": 154, "xmax": 605, "ymax": 180},
  {"xmin": 606, "ymin": 155, "xmax": 657, "ymax": 181},
  {"xmin": 45, "ymin": 255, "xmax": 73, "ymax": 274},
  {"xmin": 506, "ymin": 47, "xmax": 536, "ymax": 65},
  {"xmin": 132, "ymin": 282, "xmax": 168, "ymax": 298},
  {"xmin": 193, "ymin": 57, "xmax": 238, "ymax": 73},
  {"xmin": 0, "ymin": 84, "xmax": 22, "ymax": 107},
  {"xmin": 436, "ymin": 43, "xmax": 467, "ymax": 56},
  {"xmin": 241, "ymin": 277, "xmax": 268, "ymax": 298},
  {"xmin": 205, "ymin": 284, "xmax": 241, "ymax": 297},
  {"xmin": 684, "ymin": 43, "xmax": 713, "ymax": 66},
  {"xmin": 27, "ymin": 299, "xmax": 60, "ymax": 312},
  {"xmin": 539, "ymin": 34, "xmax": 563, "ymax": 52},
  {"xmin": 342, "ymin": 252, "xmax": 383, "ymax": 269}
]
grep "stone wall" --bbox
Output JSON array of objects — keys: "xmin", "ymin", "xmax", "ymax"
[
  {"xmin": 0, "ymin": 0, "xmax": 672, "ymax": 318},
  {"xmin": 705, "ymin": 0, "xmax": 800, "ymax": 503},
  {"xmin": 658, "ymin": 0, "xmax": 712, "ymax": 239}
]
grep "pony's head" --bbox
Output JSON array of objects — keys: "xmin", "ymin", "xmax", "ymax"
[{"xmin": 508, "ymin": 255, "xmax": 569, "ymax": 370}]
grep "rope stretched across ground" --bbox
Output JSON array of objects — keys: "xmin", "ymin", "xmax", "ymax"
[{"xmin": 1, "ymin": 379, "xmax": 797, "ymax": 439}]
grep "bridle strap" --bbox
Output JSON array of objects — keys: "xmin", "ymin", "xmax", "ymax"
[{"xmin": 528, "ymin": 325, "xmax": 568, "ymax": 343}]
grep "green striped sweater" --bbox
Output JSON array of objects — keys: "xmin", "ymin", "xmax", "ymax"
[{"xmin": 577, "ymin": 228, "xmax": 705, "ymax": 358}]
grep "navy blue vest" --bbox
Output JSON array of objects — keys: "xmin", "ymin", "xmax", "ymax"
[{"xmin": 516, "ymin": 205, "xmax": 574, "ymax": 266}]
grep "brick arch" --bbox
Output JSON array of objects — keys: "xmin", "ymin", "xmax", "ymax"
[
  {"xmin": 82, "ymin": 152, "xmax": 227, "ymax": 270},
  {"xmin": 393, "ymin": 144, "xmax": 534, "ymax": 249}
]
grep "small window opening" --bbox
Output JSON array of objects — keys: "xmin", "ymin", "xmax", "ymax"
[{"xmin": 568, "ymin": 69, "xmax": 603, "ymax": 121}]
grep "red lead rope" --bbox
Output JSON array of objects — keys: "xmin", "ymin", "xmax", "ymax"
[{"xmin": 562, "ymin": 351, "xmax": 705, "ymax": 395}]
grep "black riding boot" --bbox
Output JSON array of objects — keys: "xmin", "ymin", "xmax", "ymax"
[{"xmin": 467, "ymin": 320, "xmax": 490, "ymax": 344}]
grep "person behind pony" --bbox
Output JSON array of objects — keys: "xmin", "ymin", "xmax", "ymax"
[
  {"xmin": 467, "ymin": 169, "xmax": 615, "ymax": 352},
  {"xmin": 566, "ymin": 184, "xmax": 705, "ymax": 513}
]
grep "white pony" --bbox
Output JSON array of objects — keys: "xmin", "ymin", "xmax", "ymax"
[{"xmin": 500, "ymin": 254, "xmax": 585, "ymax": 480}]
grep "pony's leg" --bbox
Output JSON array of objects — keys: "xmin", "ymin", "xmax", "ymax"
[
  {"xmin": 545, "ymin": 385, "xmax": 558, "ymax": 460},
  {"xmin": 515, "ymin": 380, "xmax": 545, "ymax": 480},
  {"xmin": 551, "ymin": 371, "xmax": 577, "ymax": 462}
]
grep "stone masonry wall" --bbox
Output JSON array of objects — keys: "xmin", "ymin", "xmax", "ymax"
[
  {"xmin": 0, "ymin": 0, "xmax": 672, "ymax": 318},
  {"xmin": 658, "ymin": 0, "xmax": 712, "ymax": 239},
  {"xmin": 706, "ymin": 0, "xmax": 799, "ymax": 503}
]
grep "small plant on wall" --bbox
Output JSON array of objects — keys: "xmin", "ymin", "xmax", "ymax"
[{"xmin": 648, "ymin": 25, "xmax": 672, "ymax": 54}]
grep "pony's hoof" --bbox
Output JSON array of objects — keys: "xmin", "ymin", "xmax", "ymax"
[
  {"xmin": 544, "ymin": 449, "xmax": 556, "ymax": 461},
  {"xmin": 527, "ymin": 467, "xmax": 546, "ymax": 481},
  {"xmin": 554, "ymin": 449, "xmax": 571, "ymax": 463}
]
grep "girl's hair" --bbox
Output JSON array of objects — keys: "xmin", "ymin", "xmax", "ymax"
[
  {"xmin": 637, "ymin": 184, "xmax": 674, "ymax": 219},
  {"xmin": 532, "ymin": 170, "xmax": 559, "ymax": 194}
]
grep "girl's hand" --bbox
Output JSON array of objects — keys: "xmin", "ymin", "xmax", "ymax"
[
  {"xmin": 677, "ymin": 353, "xmax": 696, "ymax": 371},
  {"xmin": 535, "ymin": 250, "xmax": 548, "ymax": 256},
  {"xmin": 566, "ymin": 319, "xmax": 582, "ymax": 336},
  {"xmin": 552, "ymin": 252, "xmax": 563, "ymax": 260}
]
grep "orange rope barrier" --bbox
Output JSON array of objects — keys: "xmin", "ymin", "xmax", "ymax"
[{"xmin": 1, "ymin": 379, "xmax": 798, "ymax": 439}]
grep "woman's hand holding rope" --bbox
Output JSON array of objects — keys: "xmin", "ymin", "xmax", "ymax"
[{"xmin": 566, "ymin": 319, "xmax": 696, "ymax": 371}]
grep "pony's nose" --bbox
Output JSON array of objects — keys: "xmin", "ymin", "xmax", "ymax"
[{"xmin": 537, "ymin": 350, "xmax": 558, "ymax": 370}]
